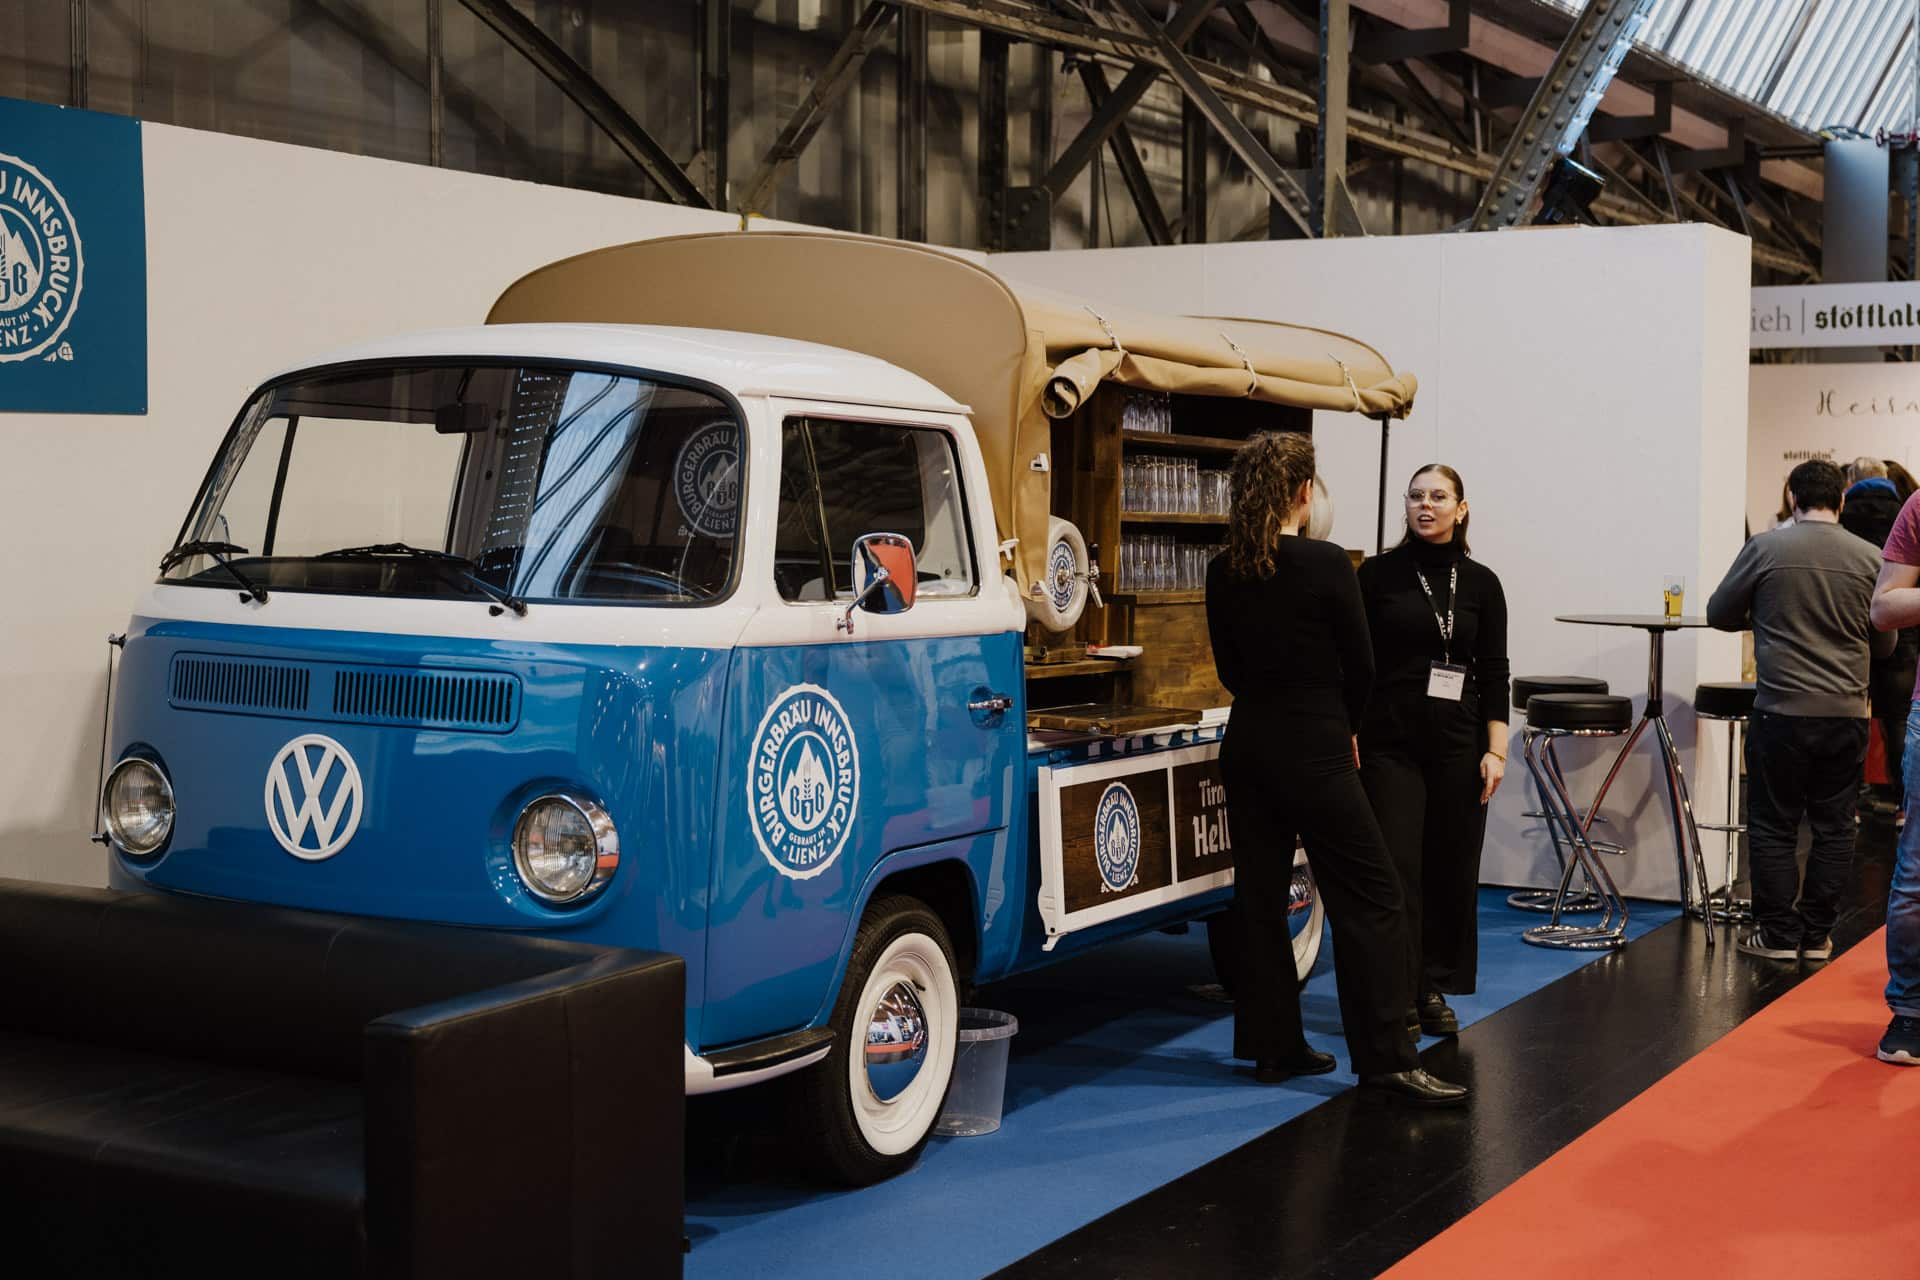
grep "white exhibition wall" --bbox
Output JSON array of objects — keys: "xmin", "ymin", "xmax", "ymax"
[
  {"xmin": 0, "ymin": 123, "xmax": 790, "ymax": 887},
  {"xmin": 1746, "ymin": 362, "xmax": 1920, "ymax": 532},
  {"xmin": 995, "ymin": 224, "xmax": 1751, "ymax": 899},
  {"xmin": 1, "ymin": 118, "xmax": 1750, "ymax": 906}
]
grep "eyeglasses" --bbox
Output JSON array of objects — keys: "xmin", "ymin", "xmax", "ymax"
[{"xmin": 1405, "ymin": 490, "xmax": 1456, "ymax": 505}]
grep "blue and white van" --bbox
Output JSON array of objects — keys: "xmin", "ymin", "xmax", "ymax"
[{"xmin": 97, "ymin": 234, "xmax": 1416, "ymax": 1183}]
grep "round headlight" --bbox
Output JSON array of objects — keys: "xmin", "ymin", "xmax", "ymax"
[
  {"xmin": 511, "ymin": 794, "xmax": 618, "ymax": 905},
  {"xmin": 104, "ymin": 758, "xmax": 174, "ymax": 856}
]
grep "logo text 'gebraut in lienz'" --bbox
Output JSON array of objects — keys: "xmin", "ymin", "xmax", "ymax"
[{"xmin": 0, "ymin": 154, "xmax": 83, "ymax": 363}]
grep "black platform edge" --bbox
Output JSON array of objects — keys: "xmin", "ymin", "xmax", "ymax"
[{"xmin": 992, "ymin": 883, "xmax": 1891, "ymax": 1280}]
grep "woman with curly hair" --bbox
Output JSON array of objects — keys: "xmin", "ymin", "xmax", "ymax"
[{"xmin": 1205, "ymin": 431, "xmax": 1468, "ymax": 1106}]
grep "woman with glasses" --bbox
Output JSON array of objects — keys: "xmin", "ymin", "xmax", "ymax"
[
  {"xmin": 1357, "ymin": 464, "xmax": 1511, "ymax": 1040},
  {"xmin": 1204, "ymin": 434, "xmax": 1468, "ymax": 1106}
]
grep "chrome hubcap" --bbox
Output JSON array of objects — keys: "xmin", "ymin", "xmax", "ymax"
[
  {"xmin": 863, "ymin": 980, "xmax": 929, "ymax": 1102},
  {"xmin": 1287, "ymin": 866, "xmax": 1315, "ymax": 919}
]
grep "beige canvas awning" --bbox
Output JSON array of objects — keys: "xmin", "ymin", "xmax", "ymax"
[{"xmin": 487, "ymin": 230, "xmax": 1417, "ymax": 597}]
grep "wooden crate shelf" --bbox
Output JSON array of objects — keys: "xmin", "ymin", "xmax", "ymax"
[
  {"xmin": 1120, "ymin": 512, "xmax": 1228, "ymax": 526},
  {"xmin": 1106, "ymin": 591, "xmax": 1205, "ymax": 605},
  {"xmin": 1120, "ymin": 429, "xmax": 1250, "ymax": 455},
  {"xmin": 1026, "ymin": 658, "xmax": 1135, "ymax": 680}
]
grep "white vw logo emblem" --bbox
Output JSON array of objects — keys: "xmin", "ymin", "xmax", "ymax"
[{"xmin": 264, "ymin": 734, "xmax": 364, "ymax": 861}]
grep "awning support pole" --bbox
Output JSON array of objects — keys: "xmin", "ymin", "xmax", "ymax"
[{"xmin": 1375, "ymin": 414, "xmax": 1392, "ymax": 555}]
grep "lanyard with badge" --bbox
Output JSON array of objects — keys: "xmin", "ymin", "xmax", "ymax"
[{"xmin": 1415, "ymin": 564, "xmax": 1470, "ymax": 701}]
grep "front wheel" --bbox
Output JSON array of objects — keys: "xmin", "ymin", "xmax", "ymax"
[
  {"xmin": 1206, "ymin": 850, "xmax": 1325, "ymax": 991},
  {"xmin": 796, "ymin": 896, "xmax": 959, "ymax": 1186}
]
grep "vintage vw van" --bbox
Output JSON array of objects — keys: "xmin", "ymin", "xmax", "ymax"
[{"xmin": 98, "ymin": 234, "xmax": 1416, "ymax": 1183}]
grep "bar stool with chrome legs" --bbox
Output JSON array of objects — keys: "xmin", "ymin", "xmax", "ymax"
[
  {"xmin": 1522, "ymin": 691, "xmax": 1639, "ymax": 951},
  {"xmin": 1693, "ymin": 681, "xmax": 1755, "ymax": 924},
  {"xmin": 1508, "ymin": 675, "xmax": 1613, "ymax": 914}
]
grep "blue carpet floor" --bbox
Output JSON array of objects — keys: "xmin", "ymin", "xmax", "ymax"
[{"xmin": 684, "ymin": 889, "xmax": 1680, "ymax": 1278}]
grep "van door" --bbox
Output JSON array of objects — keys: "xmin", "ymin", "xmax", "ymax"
[{"xmin": 702, "ymin": 405, "xmax": 1022, "ymax": 1049}]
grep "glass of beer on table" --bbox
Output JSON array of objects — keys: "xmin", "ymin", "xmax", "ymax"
[{"xmin": 1663, "ymin": 574, "xmax": 1685, "ymax": 620}]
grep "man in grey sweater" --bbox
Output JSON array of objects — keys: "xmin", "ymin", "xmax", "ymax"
[{"xmin": 1707, "ymin": 459, "xmax": 1894, "ymax": 961}]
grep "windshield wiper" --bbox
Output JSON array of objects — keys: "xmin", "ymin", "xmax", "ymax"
[
  {"xmin": 315, "ymin": 542, "xmax": 527, "ymax": 617},
  {"xmin": 159, "ymin": 540, "xmax": 268, "ymax": 604}
]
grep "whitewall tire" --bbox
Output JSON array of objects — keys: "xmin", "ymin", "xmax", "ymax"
[
  {"xmin": 799, "ymin": 896, "xmax": 958, "ymax": 1185},
  {"xmin": 1288, "ymin": 850, "xmax": 1325, "ymax": 981},
  {"xmin": 1206, "ymin": 850, "xmax": 1326, "ymax": 990},
  {"xmin": 1025, "ymin": 515, "xmax": 1089, "ymax": 633}
]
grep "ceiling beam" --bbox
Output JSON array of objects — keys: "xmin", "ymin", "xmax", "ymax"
[
  {"xmin": 1468, "ymin": 0, "xmax": 1658, "ymax": 231},
  {"xmin": 1111, "ymin": 0, "xmax": 1318, "ymax": 235},
  {"xmin": 735, "ymin": 1, "xmax": 897, "ymax": 216},
  {"xmin": 898, "ymin": 0, "xmax": 1482, "ymax": 179},
  {"xmin": 458, "ymin": 0, "xmax": 710, "ymax": 207},
  {"xmin": 1077, "ymin": 60, "xmax": 1176, "ymax": 245},
  {"xmin": 1342, "ymin": 0, "xmax": 1822, "ymax": 200}
]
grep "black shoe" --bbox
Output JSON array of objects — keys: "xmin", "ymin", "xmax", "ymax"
[
  {"xmin": 1254, "ymin": 1048, "xmax": 1338, "ymax": 1083},
  {"xmin": 1736, "ymin": 929, "xmax": 1799, "ymax": 961},
  {"xmin": 1417, "ymin": 992, "xmax": 1459, "ymax": 1036},
  {"xmin": 1405, "ymin": 1009, "xmax": 1423, "ymax": 1039},
  {"xmin": 1359, "ymin": 1068, "xmax": 1470, "ymax": 1107}
]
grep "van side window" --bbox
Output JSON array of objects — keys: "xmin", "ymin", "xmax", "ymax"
[{"xmin": 774, "ymin": 417, "xmax": 976, "ymax": 603}]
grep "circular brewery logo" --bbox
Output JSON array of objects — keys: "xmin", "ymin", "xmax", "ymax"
[
  {"xmin": 747, "ymin": 682, "xmax": 860, "ymax": 880},
  {"xmin": 1093, "ymin": 781, "xmax": 1141, "ymax": 893},
  {"xmin": 0, "ymin": 153, "xmax": 83, "ymax": 364},
  {"xmin": 1047, "ymin": 535, "xmax": 1079, "ymax": 612},
  {"xmin": 674, "ymin": 420, "xmax": 740, "ymax": 538}
]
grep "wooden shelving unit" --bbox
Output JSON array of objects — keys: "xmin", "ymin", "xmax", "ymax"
[{"xmin": 1022, "ymin": 386, "xmax": 1317, "ymax": 718}]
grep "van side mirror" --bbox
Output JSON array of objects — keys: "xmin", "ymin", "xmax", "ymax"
[
  {"xmin": 839, "ymin": 533, "xmax": 916, "ymax": 634},
  {"xmin": 434, "ymin": 402, "xmax": 492, "ymax": 434}
]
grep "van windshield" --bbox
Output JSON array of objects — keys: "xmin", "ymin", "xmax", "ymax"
[{"xmin": 164, "ymin": 362, "xmax": 742, "ymax": 606}]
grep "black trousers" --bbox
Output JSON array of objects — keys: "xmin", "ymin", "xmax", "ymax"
[
  {"xmin": 1875, "ymin": 654, "xmax": 1915, "ymax": 805},
  {"xmin": 1222, "ymin": 715, "xmax": 1419, "ymax": 1077},
  {"xmin": 1746, "ymin": 711, "xmax": 1868, "ymax": 946},
  {"xmin": 1360, "ymin": 741, "xmax": 1489, "ymax": 998},
  {"xmin": 1884, "ymin": 712, "xmax": 1907, "ymax": 806}
]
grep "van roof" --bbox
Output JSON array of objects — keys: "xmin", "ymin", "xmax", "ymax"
[{"xmin": 270, "ymin": 323, "xmax": 968, "ymax": 415}]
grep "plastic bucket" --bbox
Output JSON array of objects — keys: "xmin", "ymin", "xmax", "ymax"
[{"xmin": 933, "ymin": 1008, "xmax": 1019, "ymax": 1137}]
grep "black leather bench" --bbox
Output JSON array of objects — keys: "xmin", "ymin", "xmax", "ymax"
[{"xmin": 0, "ymin": 877, "xmax": 684, "ymax": 1279}]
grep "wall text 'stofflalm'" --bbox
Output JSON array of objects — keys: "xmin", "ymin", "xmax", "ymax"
[{"xmin": 1753, "ymin": 282, "xmax": 1920, "ymax": 349}]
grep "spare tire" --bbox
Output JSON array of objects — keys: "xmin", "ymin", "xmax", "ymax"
[
  {"xmin": 1026, "ymin": 515, "xmax": 1089, "ymax": 632},
  {"xmin": 1307, "ymin": 474, "xmax": 1336, "ymax": 541}
]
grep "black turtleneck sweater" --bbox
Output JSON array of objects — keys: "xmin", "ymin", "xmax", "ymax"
[
  {"xmin": 1355, "ymin": 537, "xmax": 1510, "ymax": 751},
  {"xmin": 1206, "ymin": 537, "xmax": 1373, "ymax": 727}
]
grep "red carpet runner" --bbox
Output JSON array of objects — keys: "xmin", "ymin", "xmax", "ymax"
[{"xmin": 1385, "ymin": 929, "xmax": 1919, "ymax": 1278}]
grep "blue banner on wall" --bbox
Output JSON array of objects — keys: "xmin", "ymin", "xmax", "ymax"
[{"xmin": 0, "ymin": 95, "xmax": 146, "ymax": 414}]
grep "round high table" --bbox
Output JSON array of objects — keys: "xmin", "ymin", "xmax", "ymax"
[{"xmin": 1549, "ymin": 614, "xmax": 1718, "ymax": 946}]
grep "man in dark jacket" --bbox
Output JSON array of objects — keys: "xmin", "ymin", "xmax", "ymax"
[{"xmin": 1842, "ymin": 458, "xmax": 1918, "ymax": 819}]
